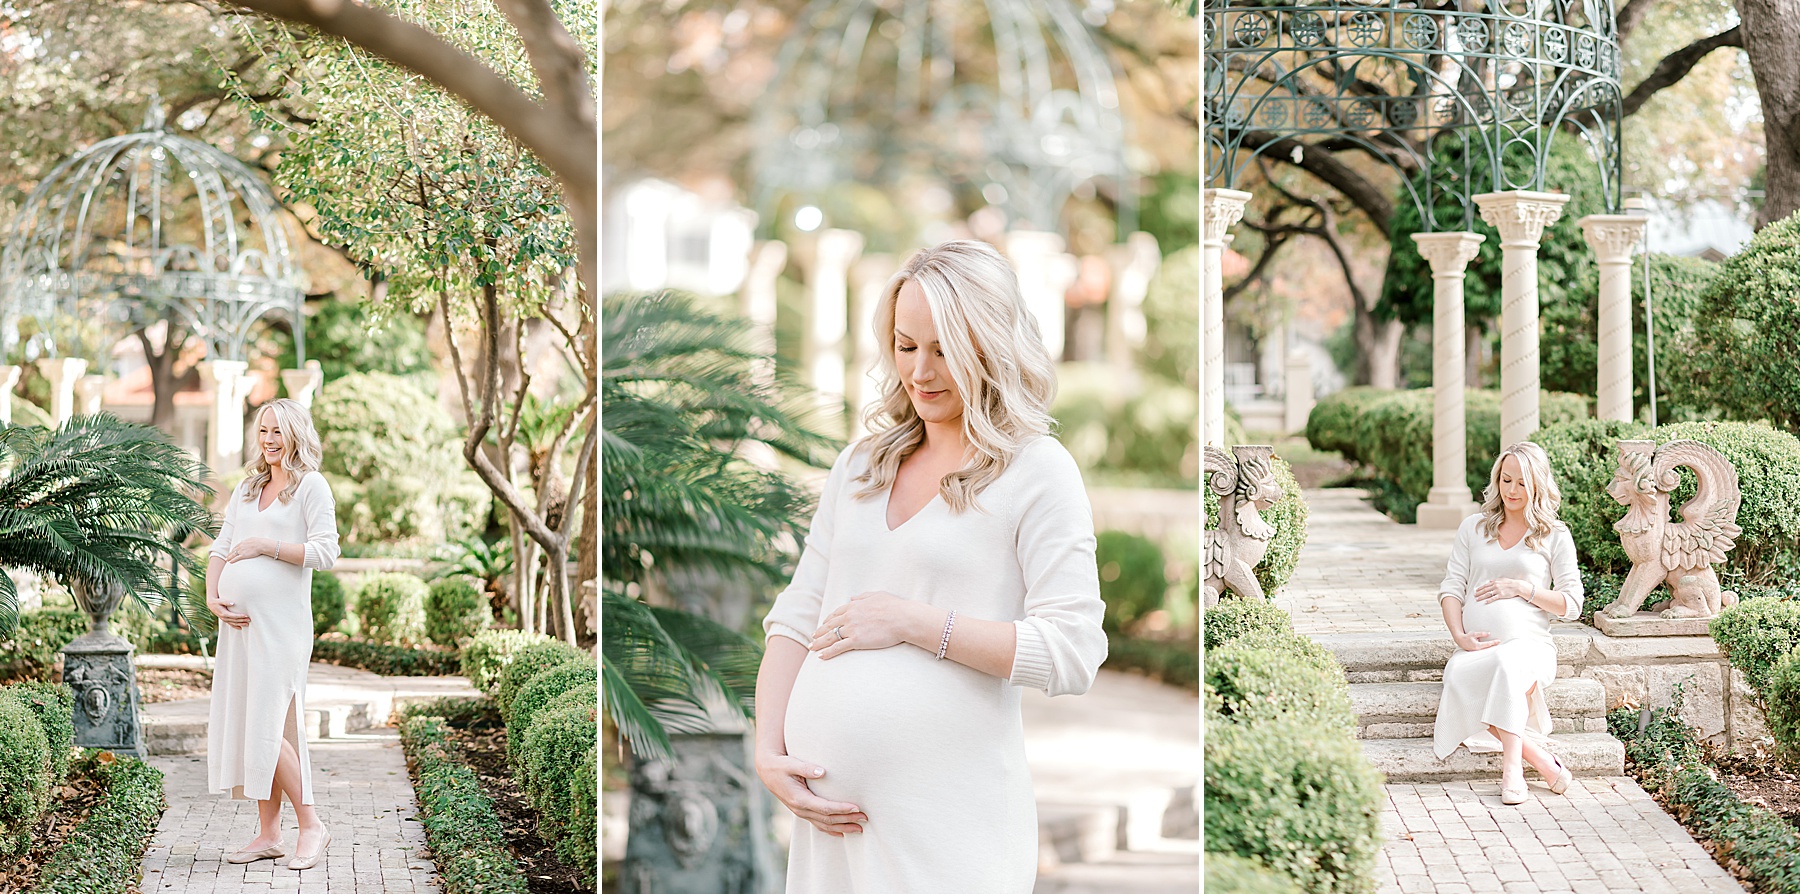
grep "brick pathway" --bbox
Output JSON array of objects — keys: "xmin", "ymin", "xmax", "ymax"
[
  {"xmin": 141, "ymin": 722, "xmax": 438, "ymax": 893},
  {"xmin": 1286, "ymin": 488, "xmax": 1746, "ymax": 894}
]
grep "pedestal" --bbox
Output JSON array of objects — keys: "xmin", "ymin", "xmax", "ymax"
[
  {"xmin": 1594, "ymin": 611, "xmax": 1714, "ymax": 638},
  {"xmin": 200, "ymin": 360, "xmax": 253, "ymax": 473},
  {"xmin": 0, "ymin": 365, "xmax": 22, "ymax": 426},
  {"xmin": 73, "ymin": 374, "xmax": 106, "ymax": 416},
  {"xmin": 1283, "ymin": 354, "xmax": 1314, "ymax": 434},
  {"xmin": 804, "ymin": 229, "xmax": 863, "ymax": 430},
  {"xmin": 281, "ymin": 361, "xmax": 324, "ymax": 408},
  {"xmin": 61, "ymin": 630, "xmax": 145, "ymax": 757},
  {"xmin": 622, "ymin": 729, "xmax": 774, "ymax": 894},
  {"xmin": 1579, "ymin": 212, "xmax": 1649, "ymax": 422},
  {"xmin": 1203, "ymin": 189, "xmax": 1252, "ymax": 447},
  {"xmin": 1475, "ymin": 191, "xmax": 1569, "ymax": 448},
  {"xmin": 1412, "ymin": 231, "xmax": 1487, "ymax": 529},
  {"xmin": 37, "ymin": 357, "xmax": 89, "ymax": 426},
  {"xmin": 848, "ymin": 253, "xmax": 898, "ymax": 438}
]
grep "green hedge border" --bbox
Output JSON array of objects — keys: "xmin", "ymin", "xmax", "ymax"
[
  {"xmin": 29, "ymin": 752, "xmax": 166, "ymax": 894},
  {"xmin": 399, "ymin": 710, "xmax": 530, "ymax": 894},
  {"xmin": 312, "ymin": 637, "xmax": 461, "ymax": 676}
]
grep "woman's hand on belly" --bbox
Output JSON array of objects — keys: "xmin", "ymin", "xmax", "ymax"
[
  {"xmin": 810, "ymin": 591, "xmax": 935, "ymax": 659},
  {"xmin": 1473, "ymin": 578, "xmax": 1532, "ymax": 604},
  {"xmin": 208, "ymin": 597, "xmax": 250, "ymax": 629},
  {"xmin": 1453, "ymin": 629, "xmax": 1498, "ymax": 652},
  {"xmin": 754, "ymin": 751, "xmax": 869, "ymax": 836}
]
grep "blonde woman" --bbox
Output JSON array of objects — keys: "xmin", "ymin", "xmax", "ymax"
[
  {"xmin": 755, "ymin": 240, "xmax": 1108, "ymax": 891},
  {"xmin": 206, "ymin": 398, "xmax": 341, "ymax": 869},
  {"xmin": 1434, "ymin": 441, "xmax": 1583, "ymax": 804}
]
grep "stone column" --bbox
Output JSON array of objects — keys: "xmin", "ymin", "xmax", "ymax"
[
  {"xmin": 1203, "ymin": 189, "xmax": 1252, "ymax": 447},
  {"xmin": 741, "ymin": 240, "xmax": 788, "ymax": 368},
  {"xmin": 1411, "ymin": 232, "xmax": 1488, "ymax": 529},
  {"xmin": 1474, "ymin": 191, "xmax": 1569, "ymax": 449},
  {"xmin": 1283, "ymin": 352, "xmax": 1314, "ymax": 434},
  {"xmin": 73, "ymin": 374, "xmax": 106, "ymax": 416},
  {"xmin": 848, "ymin": 253, "xmax": 898, "ymax": 438},
  {"xmin": 281, "ymin": 360, "xmax": 324, "ymax": 409},
  {"xmin": 37, "ymin": 358, "xmax": 88, "ymax": 427},
  {"xmin": 1579, "ymin": 205, "xmax": 1649, "ymax": 423},
  {"xmin": 1003, "ymin": 230, "xmax": 1079, "ymax": 360},
  {"xmin": 1105, "ymin": 231, "xmax": 1161, "ymax": 375},
  {"xmin": 200, "ymin": 360, "xmax": 253, "ymax": 473},
  {"xmin": 0, "ymin": 365, "xmax": 22, "ymax": 425},
  {"xmin": 804, "ymin": 229, "xmax": 863, "ymax": 429}
]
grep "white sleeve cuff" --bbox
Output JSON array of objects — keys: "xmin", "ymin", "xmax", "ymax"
[{"xmin": 1008, "ymin": 620, "xmax": 1054, "ymax": 692}]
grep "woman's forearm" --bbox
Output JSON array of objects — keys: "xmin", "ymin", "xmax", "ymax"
[
  {"xmin": 1529, "ymin": 586, "xmax": 1569, "ymax": 618},
  {"xmin": 272, "ymin": 540, "xmax": 305, "ymax": 566},
  {"xmin": 1440, "ymin": 595, "xmax": 1468, "ymax": 638},
  {"xmin": 206, "ymin": 556, "xmax": 225, "ymax": 600},
  {"xmin": 755, "ymin": 637, "xmax": 808, "ymax": 757},
  {"xmin": 902, "ymin": 608, "xmax": 1016, "ymax": 679}
]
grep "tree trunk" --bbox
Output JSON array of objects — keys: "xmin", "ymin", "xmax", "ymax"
[
  {"xmin": 1353, "ymin": 310, "xmax": 1404, "ymax": 389},
  {"xmin": 1738, "ymin": 0, "xmax": 1800, "ymax": 225},
  {"xmin": 136, "ymin": 319, "xmax": 193, "ymax": 433}
]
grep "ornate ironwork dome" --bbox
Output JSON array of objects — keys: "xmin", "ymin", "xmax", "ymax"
[
  {"xmin": 0, "ymin": 103, "xmax": 306, "ymax": 363},
  {"xmin": 751, "ymin": 0, "xmax": 1135, "ymax": 235},
  {"xmin": 1205, "ymin": 0, "xmax": 1625, "ymax": 230}
]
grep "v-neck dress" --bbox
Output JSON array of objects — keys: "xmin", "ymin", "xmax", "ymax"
[
  {"xmin": 206, "ymin": 472, "xmax": 341, "ymax": 803},
  {"xmin": 762, "ymin": 436, "xmax": 1108, "ymax": 893},
  {"xmin": 1433, "ymin": 513, "xmax": 1584, "ymax": 758}
]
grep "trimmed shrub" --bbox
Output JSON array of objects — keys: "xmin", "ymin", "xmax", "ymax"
[
  {"xmin": 312, "ymin": 571, "xmax": 347, "ymax": 636},
  {"xmin": 0, "ymin": 690, "xmax": 51, "ymax": 856},
  {"xmin": 493, "ymin": 639, "xmax": 589, "ymax": 715},
  {"xmin": 568, "ymin": 748, "xmax": 599, "ymax": 888},
  {"xmin": 519, "ymin": 685, "xmax": 598, "ymax": 883},
  {"xmin": 1053, "ymin": 364, "xmax": 1199, "ymax": 489},
  {"xmin": 30, "ymin": 752, "xmax": 166, "ymax": 894},
  {"xmin": 1104, "ymin": 632, "xmax": 1199, "ymax": 691},
  {"xmin": 0, "ymin": 608, "xmax": 87, "ymax": 681},
  {"xmin": 1766, "ymin": 650, "xmax": 1800, "ymax": 758},
  {"xmin": 506, "ymin": 661, "xmax": 597, "ymax": 760},
  {"xmin": 354, "ymin": 572, "xmax": 429, "ymax": 645},
  {"xmin": 402, "ymin": 696, "xmax": 503, "ymax": 729},
  {"xmin": 310, "ymin": 637, "xmax": 462, "ymax": 677},
  {"xmin": 1096, "ymin": 531, "xmax": 1168, "ymax": 632},
  {"xmin": 461, "ymin": 629, "xmax": 553, "ymax": 694},
  {"xmin": 7, "ymin": 681, "xmax": 73, "ymax": 785},
  {"xmin": 1205, "ymin": 636, "xmax": 1353, "ymax": 733},
  {"xmin": 1204, "ymin": 598, "xmax": 1293, "ymax": 651},
  {"xmin": 1205, "ymin": 713, "xmax": 1384, "ymax": 894},
  {"xmin": 1206, "ymin": 853, "xmax": 1304, "ymax": 894},
  {"xmin": 400, "ymin": 715, "xmax": 530, "ymax": 894},
  {"xmin": 1534, "ymin": 418, "xmax": 1654, "ymax": 575},
  {"xmin": 1305, "ymin": 387, "xmax": 1387, "ymax": 463},
  {"xmin": 1690, "ymin": 210, "xmax": 1800, "ymax": 430},
  {"xmin": 1710, "ymin": 597, "xmax": 1800, "ymax": 693},
  {"xmin": 425, "ymin": 577, "xmax": 490, "ymax": 647},
  {"xmin": 1203, "ymin": 454, "xmax": 1309, "ymax": 598}
]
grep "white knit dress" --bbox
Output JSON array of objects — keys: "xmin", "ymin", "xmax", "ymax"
[
  {"xmin": 207, "ymin": 473, "xmax": 341, "ymax": 803},
  {"xmin": 762, "ymin": 436, "xmax": 1109, "ymax": 893},
  {"xmin": 1433, "ymin": 513, "xmax": 1584, "ymax": 758}
]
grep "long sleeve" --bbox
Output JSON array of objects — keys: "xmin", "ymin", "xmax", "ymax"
[
  {"xmin": 1438, "ymin": 516, "xmax": 1474, "ymax": 603},
  {"xmin": 762, "ymin": 446, "xmax": 856, "ymax": 647},
  {"xmin": 1550, "ymin": 525, "xmax": 1584, "ymax": 621},
  {"xmin": 209, "ymin": 484, "xmax": 242, "ymax": 561},
  {"xmin": 299, "ymin": 474, "xmax": 341, "ymax": 571},
  {"xmin": 1007, "ymin": 440, "xmax": 1108, "ymax": 697}
]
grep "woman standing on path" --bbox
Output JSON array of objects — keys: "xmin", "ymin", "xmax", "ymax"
[
  {"xmin": 1434, "ymin": 441, "xmax": 1582, "ymax": 804},
  {"xmin": 754, "ymin": 240, "xmax": 1109, "ymax": 892},
  {"xmin": 206, "ymin": 397, "xmax": 341, "ymax": 869}
]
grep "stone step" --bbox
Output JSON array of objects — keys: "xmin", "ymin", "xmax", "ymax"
[
  {"xmin": 1363, "ymin": 732, "xmax": 1625, "ymax": 783},
  {"xmin": 1319, "ymin": 630, "xmax": 1597, "ymax": 682},
  {"xmin": 142, "ymin": 694, "xmax": 388, "ymax": 756},
  {"xmin": 1036, "ymin": 785, "xmax": 1200, "ymax": 866},
  {"xmin": 1349, "ymin": 678, "xmax": 1609, "ymax": 739}
]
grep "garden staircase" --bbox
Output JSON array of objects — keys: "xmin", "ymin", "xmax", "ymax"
[{"xmin": 1318, "ymin": 631, "xmax": 1625, "ymax": 782}]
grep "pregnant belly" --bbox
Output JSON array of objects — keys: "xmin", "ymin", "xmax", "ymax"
[
  {"xmin": 784, "ymin": 646, "xmax": 1018, "ymax": 803},
  {"xmin": 217, "ymin": 560, "xmax": 307, "ymax": 619},
  {"xmin": 1460, "ymin": 595, "xmax": 1545, "ymax": 644}
]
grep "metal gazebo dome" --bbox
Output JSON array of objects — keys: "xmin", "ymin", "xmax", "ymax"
[
  {"xmin": 750, "ymin": 0, "xmax": 1136, "ymax": 236},
  {"xmin": 0, "ymin": 103, "xmax": 306, "ymax": 364}
]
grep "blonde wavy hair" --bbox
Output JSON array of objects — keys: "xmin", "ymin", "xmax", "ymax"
[
  {"xmin": 1477, "ymin": 441, "xmax": 1564, "ymax": 552},
  {"xmin": 241, "ymin": 398, "xmax": 323, "ymax": 505},
  {"xmin": 854, "ymin": 240, "xmax": 1057, "ymax": 512}
]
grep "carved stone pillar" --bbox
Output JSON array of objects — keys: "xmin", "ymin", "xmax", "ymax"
[
  {"xmin": 37, "ymin": 357, "xmax": 88, "ymax": 426},
  {"xmin": 200, "ymin": 360, "xmax": 254, "ymax": 473},
  {"xmin": 741, "ymin": 240, "xmax": 788, "ymax": 383},
  {"xmin": 1412, "ymin": 232, "xmax": 1487, "ymax": 529},
  {"xmin": 281, "ymin": 360, "xmax": 324, "ymax": 409},
  {"xmin": 1579, "ymin": 208, "xmax": 1649, "ymax": 423},
  {"xmin": 1203, "ymin": 189, "xmax": 1252, "ymax": 447},
  {"xmin": 1003, "ymin": 229, "xmax": 1079, "ymax": 360},
  {"xmin": 1475, "ymin": 191, "xmax": 1569, "ymax": 448},
  {"xmin": 848, "ymin": 253, "xmax": 898, "ymax": 438},
  {"xmin": 622, "ymin": 726, "xmax": 774, "ymax": 894},
  {"xmin": 805, "ymin": 229, "xmax": 863, "ymax": 429},
  {"xmin": 61, "ymin": 578, "xmax": 145, "ymax": 757},
  {"xmin": 1105, "ymin": 231, "xmax": 1161, "ymax": 376},
  {"xmin": 0, "ymin": 365, "xmax": 22, "ymax": 425},
  {"xmin": 74, "ymin": 374, "xmax": 106, "ymax": 416}
]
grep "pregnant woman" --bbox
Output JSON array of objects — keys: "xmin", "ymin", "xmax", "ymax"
[
  {"xmin": 755, "ymin": 240, "xmax": 1109, "ymax": 891},
  {"xmin": 1434, "ymin": 441, "xmax": 1583, "ymax": 804},
  {"xmin": 207, "ymin": 397, "xmax": 341, "ymax": 869}
]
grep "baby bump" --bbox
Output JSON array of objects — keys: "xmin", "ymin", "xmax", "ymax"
[
  {"xmin": 784, "ymin": 647, "xmax": 1020, "ymax": 803},
  {"xmin": 1459, "ymin": 595, "xmax": 1545, "ymax": 645}
]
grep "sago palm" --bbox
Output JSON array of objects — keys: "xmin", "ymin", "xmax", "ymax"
[
  {"xmin": 603, "ymin": 290, "xmax": 838, "ymax": 759},
  {"xmin": 0, "ymin": 413, "xmax": 217, "ymax": 637}
]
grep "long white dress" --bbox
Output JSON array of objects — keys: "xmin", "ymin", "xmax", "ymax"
[
  {"xmin": 761, "ymin": 436, "xmax": 1109, "ymax": 893},
  {"xmin": 207, "ymin": 472, "xmax": 340, "ymax": 803},
  {"xmin": 1433, "ymin": 513, "xmax": 1584, "ymax": 758}
]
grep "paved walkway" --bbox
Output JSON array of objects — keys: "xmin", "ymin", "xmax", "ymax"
[
  {"xmin": 139, "ymin": 661, "xmax": 464, "ymax": 893},
  {"xmin": 1286, "ymin": 489, "xmax": 1746, "ymax": 894}
]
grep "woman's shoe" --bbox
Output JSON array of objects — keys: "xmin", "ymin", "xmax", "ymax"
[
  {"xmin": 225, "ymin": 844, "xmax": 286, "ymax": 864},
  {"xmin": 1545, "ymin": 756, "xmax": 1573, "ymax": 795},
  {"xmin": 287, "ymin": 827, "xmax": 330, "ymax": 871},
  {"xmin": 1501, "ymin": 777, "xmax": 1529, "ymax": 805}
]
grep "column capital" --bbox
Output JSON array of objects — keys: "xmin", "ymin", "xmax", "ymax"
[
  {"xmin": 1474, "ymin": 190, "xmax": 1570, "ymax": 249},
  {"xmin": 1578, "ymin": 214, "xmax": 1648, "ymax": 262},
  {"xmin": 1202, "ymin": 188, "xmax": 1253, "ymax": 244},
  {"xmin": 197, "ymin": 359, "xmax": 250, "ymax": 383},
  {"xmin": 1410, "ymin": 231, "xmax": 1486, "ymax": 275}
]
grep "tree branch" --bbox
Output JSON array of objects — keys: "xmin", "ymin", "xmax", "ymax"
[
  {"xmin": 1617, "ymin": 0, "xmax": 1657, "ymax": 46},
  {"xmin": 1231, "ymin": 129, "xmax": 1396, "ymax": 234},
  {"xmin": 1622, "ymin": 25, "xmax": 1744, "ymax": 117}
]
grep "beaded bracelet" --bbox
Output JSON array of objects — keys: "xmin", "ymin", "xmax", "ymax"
[{"xmin": 935, "ymin": 610, "xmax": 957, "ymax": 660}]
